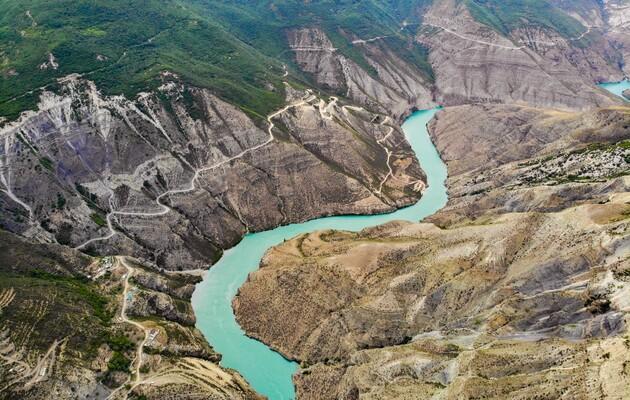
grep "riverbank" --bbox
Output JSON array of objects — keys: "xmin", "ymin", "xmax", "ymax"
[
  {"xmin": 191, "ymin": 108, "xmax": 447, "ymax": 399},
  {"xmin": 229, "ymin": 90, "xmax": 630, "ymax": 399}
]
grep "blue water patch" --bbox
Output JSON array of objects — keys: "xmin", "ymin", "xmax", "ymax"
[
  {"xmin": 191, "ymin": 108, "xmax": 447, "ymax": 400},
  {"xmin": 599, "ymin": 80, "xmax": 630, "ymax": 100}
]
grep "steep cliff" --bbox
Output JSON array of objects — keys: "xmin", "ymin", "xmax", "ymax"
[
  {"xmin": 234, "ymin": 104, "xmax": 630, "ymax": 399},
  {"xmin": 416, "ymin": 0, "xmax": 622, "ymax": 110},
  {"xmin": 287, "ymin": 27, "xmax": 436, "ymax": 119},
  {"xmin": 0, "ymin": 76, "xmax": 425, "ymax": 270}
]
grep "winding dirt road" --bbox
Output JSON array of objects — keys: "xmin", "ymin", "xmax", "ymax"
[
  {"xmin": 106, "ymin": 257, "xmax": 150, "ymax": 400},
  {"xmin": 423, "ymin": 21, "xmax": 594, "ymax": 50},
  {"xmin": 75, "ymin": 93, "xmax": 312, "ymax": 250}
]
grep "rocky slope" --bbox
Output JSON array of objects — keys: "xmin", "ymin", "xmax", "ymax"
[
  {"xmin": 3, "ymin": 1, "xmax": 630, "ymax": 399},
  {"xmin": 286, "ymin": 0, "xmax": 629, "ymax": 114},
  {"xmin": 234, "ymin": 104, "xmax": 630, "ymax": 399},
  {"xmin": 427, "ymin": 104, "xmax": 630, "ymax": 224},
  {"xmin": 0, "ymin": 232, "xmax": 261, "ymax": 400},
  {"xmin": 0, "ymin": 76, "xmax": 425, "ymax": 270},
  {"xmin": 238, "ymin": 195, "xmax": 629, "ymax": 399},
  {"xmin": 287, "ymin": 27, "xmax": 436, "ymax": 119},
  {"xmin": 415, "ymin": 0, "xmax": 622, "ymax": 110}
]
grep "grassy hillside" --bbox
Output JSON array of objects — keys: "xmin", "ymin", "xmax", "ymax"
[
  {"xmin": 0, "ymin": 230, "xmax": 111, "ymax": 371},
  {"xmin": 465, "ymin": 0, "xmax": 586, "ymax": 38},
  {"xmin": 0, "ymin": 0, "xmax": 286, "ymax": 120},
  {"xmin": 0, "ymin": 0, "xmax": 434, "ymax": 121},
  {"xmin": 193, "ymin": 0, "xmax": 434, "ymax": 77}
]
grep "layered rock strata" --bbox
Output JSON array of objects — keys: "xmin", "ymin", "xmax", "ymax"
[
  {"xmin": 234, "ymin": 104, "xmax": 630, "ymax": 399},
  {"xmin": 0, "ymin": 76, "xmax": 425, "ymax": 270}
]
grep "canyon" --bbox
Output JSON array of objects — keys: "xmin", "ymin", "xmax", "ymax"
[
  {"xmin": 1, "ymin": 0, "xmax": 630, "ymax": 399},
  {"xmin": 0, "ymin": 78, "xmax": 424, "ymax": 271},
  {"xmin": 234, "ymin": 102, "xmax": 630, "ymax": 399}
]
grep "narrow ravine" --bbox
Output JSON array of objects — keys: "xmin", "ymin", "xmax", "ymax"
[{"xmin": 191, "ymin": 108, "xmax": 448, "ymax": 400}]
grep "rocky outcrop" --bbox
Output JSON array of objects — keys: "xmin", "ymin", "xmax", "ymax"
[
  {"xmin": 133, "ymin": 270, "xmax": 198, "ymax": 300},
  {"xmin": 233, "ymin": 103, "xmax": 630, "ymax": 399},
  {"xmin": 0, "ymin": 76, "xmax": 425, "ymax": 270},
  {"xmin": 128, "ymin": 288, "xmax": 196, "ymax": 326},
  {"xmin": 426, "ymin": 104, "xmax": 630, "ymax": 225},
  {"xmin": 130, "ymin": 357, "xmax": 263, "ymax": 400},
  {"xmin": 287, "ymin": 28, "xmax": 435, "ymax": 119},
  {"xmin": 417, "ymin": 0, "xmax": 621, "ymax": 110}
]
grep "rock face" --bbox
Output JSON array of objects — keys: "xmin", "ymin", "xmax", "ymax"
[
  {"xmin": 0, "ymin": 77, "xmax": 425, "ymax": 270},
  {"xmin": 287, "ymin": 0, "xmax": 627, "ymax": 114},
  {"xmin": 601, "ymin": 0, "xmax": 630, "ymax": 76},
  {"xmin": 233, "ymin": 104, "xmax": 630, "ymax": 399},
  {"xmin": 427, "ymin": 104, "xmax": 630, "ymax": 176},
  {"xmin": 416, "ymin": 0, "xmax": 622, "ymax": 110},
  {"xmin": 287, "ymin": 27, "xmax": 436, "ymax": 119}
]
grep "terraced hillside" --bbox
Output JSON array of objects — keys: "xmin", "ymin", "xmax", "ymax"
[{"xmin": 0, "ymin": 231, "xmax": 260, "ymax": 399}]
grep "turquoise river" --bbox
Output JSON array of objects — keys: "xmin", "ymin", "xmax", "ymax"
[
  {"xmin": 599, "ymin": 79, "xmax": 630, "ymax": 99},
  {"xmin": 191, "ymin": 107, "xmax": 447, "ymax": 399},
  {"xmin": 192, "ymin": 81, "xmax": 627, "ymax": 400}
]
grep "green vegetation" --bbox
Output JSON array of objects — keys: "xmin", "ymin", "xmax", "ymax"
[
  {"xmin": 0, "ymin": 269, "xmax": 111, "ymax": 359},
  {"xmin": 194, "ymin": 0, "xmax": 433, "ymax": 82},
  {"xmin": 26, "ymin": 270, "xmax": 113, "ymax": 323},
  {"xmin": 0, "ymin": 0, "xmax": 434, "ymax": 121},
  {"xmin": 181, "ymin": 87, "xmax": 205, "ymax": 121},
  {"xmin": 0, "ymin": 229, "xmax": 222, "ymax": 393},
  {"xmin": 90, "ymin": 212, "xmax": 107, "ymax": 227},
  {"xmin": 0, "ymin": 231, "xmax": 142, "ymax": 386},
  {"xmin": 569, "ymin": 139, "xmax": 630, "ymax": 156},
  {"xmin": 107, "ymin": 351, "xmax": 131, "ymax": 372},
  {"xmin": 0, "ymin": 0, "xmax": 286, "ymax": 120},
  {"xmin": 383, "ymin": 36, "xmax": 434, "ymax": 81},
  {"xmin": 75, "ymin": 183, "xmax": 101, "ymax": 210},
  {"xmin": 464, "ymin": 0, "xmax": 585, "ymax": 38},
  {"xmin": 38, "ymin": 156, "xmax": 54, "ymax": 171},
  {"xmin": 107, "ymin": 334, "xmax": 135, "ymax": 352},
  {"xmin": 444, "ymin": 343, "xmax": 461, "ymax": 353},
  {"xmin": 55, "ymin": 192, "xmax": 66, "ymax": 209}
]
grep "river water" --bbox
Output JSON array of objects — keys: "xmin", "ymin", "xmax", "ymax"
[
  {"xmin": 191, "ymin": 80, "xmax": 629, "ymax": 399},
  {"xmin": 191, "ymin": 107, "xmax": 448, "ymax": 399},
  {"xmin": 599, "ymin": 79, "xmax": 630, "ymax": 99}
]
